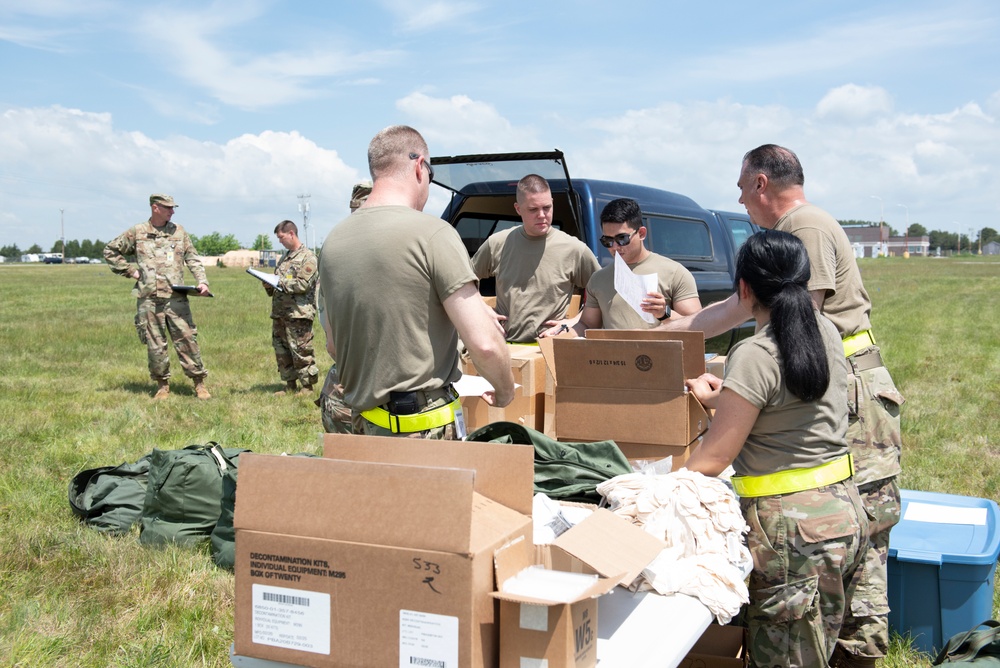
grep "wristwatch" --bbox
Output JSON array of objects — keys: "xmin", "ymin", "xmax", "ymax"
[{"xmin": 657, "ymin": 305, "xmax": 671, "ymax": 321}]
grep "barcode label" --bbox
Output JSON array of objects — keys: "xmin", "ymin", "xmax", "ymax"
[
  {"xmin": 252, "ymin": 584, "xmax": 330, "ymax": 655},
  {"xmin": 410, "ymin": 658, "xmax": 446, "ymax": 667},
  {"xmin": 400, "ymin": 610, "xmax": 458, "ymax": 668},
  {"xmin": 263, "ymin": 591, "xmax": 310, "ymax": 607}
]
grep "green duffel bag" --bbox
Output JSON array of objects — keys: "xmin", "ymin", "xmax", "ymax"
[
  {"xmin": 140, "ymin": 443, "xmax": 250, "ymax": 547},
  {"xmin": 69, "ymin": 455, "xmax": 153, "ymax": 535},
  {"xmin": 466, "ymin": 421, "xmax": 632, "ymax": 504},
  {"xmin": 210, "ymin": 451, "xmax": 318, "ymax": 571}
]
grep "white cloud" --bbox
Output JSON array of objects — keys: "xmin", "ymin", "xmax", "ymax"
[
  {"xmin": 132, "ymin": 5, "xmax": 401, "ymax": 110},
  {"xmin": 396, "ymin": 92, "xmax": 542, "ymax": 152},
  {"xmin": 816, "ymin": 85, "xmax": 893, "ymax": 122},
  {"xmin": 377, "ymin": 0, "xmax": 482, "ymax": 32},
  {"xmin": 0, "ymin": 105, "xmax": 363, "ymax": 248}
]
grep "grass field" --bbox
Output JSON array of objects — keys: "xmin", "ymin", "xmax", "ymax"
[{"xmin": 0, "ymin": 257, "xmax": 998, "ymax": 667}]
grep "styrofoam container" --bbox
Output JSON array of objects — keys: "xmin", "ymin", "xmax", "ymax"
[{"xmin": 888, "ymin": 489, "xmax": 1000, "ymax": 654}]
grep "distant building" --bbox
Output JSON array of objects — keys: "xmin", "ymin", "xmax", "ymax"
[
  {"xmin": 984, "ymin": 240, "xmax": 1000, "ymax": 256},
  {"xmin": 886, "ymin": 235, "xmax": 930, "ymax": 257},
  {"xmin": 841, "ymin": 225, "xmax": 888, "ymax": 258}
]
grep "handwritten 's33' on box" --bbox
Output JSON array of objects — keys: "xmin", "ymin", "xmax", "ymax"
[
  {"xmin": 492, "ymin": 508, "xmax": 666, "ymax": 668},
  {"xmin": 233, "ymin": 436, "xmax": 535, "ymax": 668},
  {"xmin": 539, "ymin": 330, "xmax": 709, "ymax": 464}
]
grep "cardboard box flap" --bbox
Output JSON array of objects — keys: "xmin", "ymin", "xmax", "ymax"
[
  {"xmin": 583, "ymin": 329, "xmax": 706, "ymax": 378},
  {"xmin": 234, "ymin": 453, "xmax": 478, "ymax": 553},
  {"xmin": 553, "ymin": 338, "xmax": 685, "ymax": 389},
  {"xmin": 537, "ymin": 332, "xmax": 565, "ymax": 384},
  {"xmin": 552, "ymin": 508, "xmax": 665, "ymax": 587},
  {"xmin": 323, "ymin": 434, "xmax": 534, "ymax": 515},
  {"xmin": 492, "ymin": 535, "xmax": 620, "ymax": 605}
]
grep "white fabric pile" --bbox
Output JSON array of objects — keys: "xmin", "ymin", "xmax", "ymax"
[{"xmin": 596, "ymin": 468, "xmax": 752, "ymax": 624}]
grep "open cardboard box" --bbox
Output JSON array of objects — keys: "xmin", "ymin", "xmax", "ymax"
[
  {"xmin": 461, "ymin": 344, "xmax": 546, "ymax": 432},
  {"xmin": 492, "ymin": 508, "xmax": 666, "ymax": 668},
  {"xmin": 538, "ymin": 330, "xmax": 710, "ymax": 466},
  {"xmin": 233, "ymin": 436, "xmax": 535, "ymax": 668}
]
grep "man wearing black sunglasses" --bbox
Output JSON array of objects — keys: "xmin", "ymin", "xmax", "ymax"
[
  {"xmin": 471, "ymin": 174, "xmax": 600, "ymax": 342},
  {"xmin": 540, "ymin": 198, "xmax": 701, "ymax": 337}
]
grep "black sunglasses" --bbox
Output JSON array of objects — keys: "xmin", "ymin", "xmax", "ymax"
[
  {"xmin": 409, "ymin": 152, "xmax": 435, "ymax": 181},
  {"xmin": 599, "ymin": 231, "xmax": 637, "ymax": 248}
]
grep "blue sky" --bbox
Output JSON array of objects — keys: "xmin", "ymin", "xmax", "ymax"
[{"xmin": 2, "ymin": 0, "xmax": 998, "ymax": 251}]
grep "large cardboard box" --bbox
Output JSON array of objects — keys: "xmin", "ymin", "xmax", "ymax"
[
  {"xmin": 233, "ymin": 437, "xmax": 535, "ymax": 668},
  {"xmin": 539, "ymin": 330, "xmax": 710, "ymax": 463},
  {"xmin": 492, "ymin": 508, "xmax": 666, "ymax": 668},
  {"xmin": 677, "ymin": 624, "xmax": 748, "ymax": 668},
  {"xmin": 461, "ymin": 345, "xmax": 545, "ymax": 432}
]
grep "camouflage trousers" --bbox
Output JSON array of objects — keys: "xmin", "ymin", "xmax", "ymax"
[
  {"xmin": 838, "ymin": 347, "xmax": 904, "ymax": 659},
  {"xmin": 353, "ymin": 389, "xmax": 461, "ymax": 440},
  {"xmin": 138, "ymin": 297, "xmax": 207, "ymax": 381},
  {"xmin": 316, "ymin": 364, "xmax": 352, "ymax": 434},
  {"xmin": 742, "ymin": 480, "xmax": 868, "ymax": 668},
  {"xmin": 271, "ymin": 316, "xmax": 318, "ymax": 387}
]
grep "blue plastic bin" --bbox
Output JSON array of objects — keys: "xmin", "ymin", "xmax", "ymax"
[{"xmin": 888, "ymin": 489, "xmax": 1000, "ymax": 654}]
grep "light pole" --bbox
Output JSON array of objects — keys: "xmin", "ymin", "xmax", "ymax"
[
  {"xmin": 953, "ymin": 221, "xmax": 960, "ymax": 255},
  {"xmin": 869, "ymin": 195, "xmax": 884, "ymax": 257},
  {"xmin": 60, "ymin": 208, "xmax": 65, "ymax": 260},
  {"xmin": 897, "ymin": 204, "xmax": 909, "ymax": 258}
]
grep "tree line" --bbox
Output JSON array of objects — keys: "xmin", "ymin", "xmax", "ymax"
[{"xmin": 1, "ymin": 232, "xmax": 274, "ymax": 262}]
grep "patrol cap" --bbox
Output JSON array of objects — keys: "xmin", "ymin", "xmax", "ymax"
[
  {"xmin": 150, "ymin": 194, "xmax": 179, "ymax": 208},
  {"xmin": 349, "ymin": 181, "xmax": 372, "ymax": 211}
]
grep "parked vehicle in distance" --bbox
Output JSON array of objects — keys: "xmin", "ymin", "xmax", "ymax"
[
  {"xmin": 42, "ymin": 255, "xmax": 63, "ymax": 264},
  {"xmin": 429, "ymin": 150, "xmax": 758, "ymax": 351},
  {"xmin": 89, "ymin": 258, "xmax": 103, "ymax": 264}
]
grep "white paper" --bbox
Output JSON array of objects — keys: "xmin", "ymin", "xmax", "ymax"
[
  {"xmin": 247, "ymin": 267, "xmax": 281, "ymax": 289},
  {"xmin": 251, "ymin": 583, "xmax": 330, "ymax": 655},
  {"xmin": 399, "ymin": 610, "xmax": 459, "ymax": 668},
  {"xmin": 613, "ymin": 253, "xmax": 658, "ymax": 323},
  {"xmin": 904, "ymin": 501, "xmax": 987, "ymax": 525},
  {"xmin": 454, "ymin": 373, "xmax": 519, "ymax": 398}
]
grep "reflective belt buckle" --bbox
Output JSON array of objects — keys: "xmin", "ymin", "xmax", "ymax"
[{"xmin": 731, "ymin": 455, "xmax": 854, "ymax": 498}]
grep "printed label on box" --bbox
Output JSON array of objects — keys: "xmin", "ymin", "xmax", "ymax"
[
  {"xmin": 399, "ymin": 609, "xmax": 459, "ymax": 668},
  {"xmin": 519, "ymin": 603, "xmax": 549, "ymax": 632},
  {"xmin": 251, "ymin": 583, "xmax": 330, "ymax": 655}
]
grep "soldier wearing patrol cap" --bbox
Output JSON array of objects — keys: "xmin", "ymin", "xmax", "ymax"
[
  {"xmin": 104, "ymin": 194, "xmax": 212, "ymax": 399},
  {"xmin": 264, "ymin": 220, "xmax": 319, "ymax": 396}
]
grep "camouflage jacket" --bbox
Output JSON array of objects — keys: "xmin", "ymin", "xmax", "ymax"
[
  {"xmin": 270, "ymin": 245, "xmax": 318, "ymax": 319},
  {"xmin": 104, "ymin": 220, "xmax": 208, "ymax": 299}
]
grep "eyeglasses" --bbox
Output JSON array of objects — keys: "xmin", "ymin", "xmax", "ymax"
[
  {"xmin": 409, "ymin": 152, "xmax": 435, "ymax": 181},
  {"xmin": 599, "ymin": 231, "xmax": 637, "ymax": 248}
]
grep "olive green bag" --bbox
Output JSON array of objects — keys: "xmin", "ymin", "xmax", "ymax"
[
  {"xmin": 69, "ymin": 455, "xmax": 152, "ymax": 535},
  {"xmin": 466, "ymin": 421, "xmax": 631, "ymax": 504},
  {"xmin": 140, "ymin": 443, "xmax": 250, "ymax": 547}
]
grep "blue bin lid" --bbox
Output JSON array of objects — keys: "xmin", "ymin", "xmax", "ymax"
[{"xmin": 889, "ymin": 489, "xmax": 1000, "ymax": 566}]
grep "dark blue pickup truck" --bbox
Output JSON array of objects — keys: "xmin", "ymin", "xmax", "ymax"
[{"xmin": 430, "ymin": 150, "xmax": 757, "ymax": 350}]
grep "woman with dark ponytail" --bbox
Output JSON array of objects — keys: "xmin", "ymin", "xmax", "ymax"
[{"xmin": 685, "ymin": 230, "xmax": 868, "ymax": 668}]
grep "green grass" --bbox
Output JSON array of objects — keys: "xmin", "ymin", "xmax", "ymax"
[{"xmin": 0, "ymin": 258, "xmax": 998, "ymax": 667}]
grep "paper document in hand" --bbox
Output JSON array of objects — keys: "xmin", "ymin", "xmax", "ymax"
[
  {"xmin": 246, "ymin": 267, "xmax": 280, "ymax": 290},
  {"xmin": 454, "ymin": 374, "xmax": 520, "ymax": 397},
  {"xmin": 613, "ymin": 253, "xmax": 658, "ymax": 323}
]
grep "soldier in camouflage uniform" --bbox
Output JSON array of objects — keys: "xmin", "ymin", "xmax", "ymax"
[
  {"xmin": 265, "ymin": 221, "xmax": 319, "ymax": 396},
  {"xmin": 685, "ymin": 230, "xmax": 868, "ymax": 668},
  {"xmin": 104, "ymin": 194, "xmax": 211, "ymax": 400},
  {"xmin": 316, "ymin": 182, "xmax": 371, "ymax": 432},
  {"xmin": 663, "ymin": 146, "xmax": 904, "ymax": 666}
]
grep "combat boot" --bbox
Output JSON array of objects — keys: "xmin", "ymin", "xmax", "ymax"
[
  {"xmin": 274, "ymin": 380, "xmax": 296, "ymax": 396},
  {"xmin": 153, "ymin": 380, "xmax": 170, "ymax": 400},
  {"xmin": 296, "ymin": 383, "xmax": 314, "ymax": 397},
  {"xmin": 194, "ymin": 380, "xmax": 212, "ymax": 400}
]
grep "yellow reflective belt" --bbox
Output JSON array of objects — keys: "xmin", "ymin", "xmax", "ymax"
[
  {"xmin": 843, "ymin": 329, "xmax": 876, "ymax": 357},
  {"xmin": 731, "ymin": 455, "xmax": 854, "ymax": 498},
  {"xmin": 360, "ymin": 398, "xmax": 462, "ymax": 434}
]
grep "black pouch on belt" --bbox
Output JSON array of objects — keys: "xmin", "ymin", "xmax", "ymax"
[{"xmin": 386, "ymin": 391, "xmax": 420, "ymax": 415}]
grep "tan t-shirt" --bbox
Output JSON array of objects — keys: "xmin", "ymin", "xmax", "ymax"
[
  {"xmin": 471, "ymin": 226, "xmax": 599, "ymax": 342},
  {"xmin": 585, "ymin": 252, "xmax": 699, "ymax": 329},
  {"xmin": 319, "ymin": 205, "xmax": 475, "ymax": 411},
  {"xmin": 774, "ymin": 204, "xmax": 872, "ymax": 336},
  {"xmin": 723, "ymin": 314, "xmax": 850, "ymax": 478}
]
